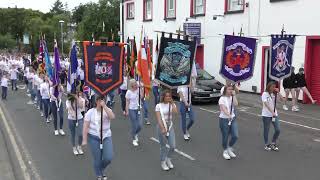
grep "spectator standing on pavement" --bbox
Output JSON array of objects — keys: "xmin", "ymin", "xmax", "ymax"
[
  {"xmin": 66, "ymin": 93, "xmax": 85, "ymax": 156},
  {"xmin": 155, "ymin": 90, "xmax": 177, "ymax": 171},
  {"xmin": 282, "ymin": 67, "xmax": 298, "ymax": 111},
  {"xmin": 261, "ymin": 81, "xmax": 284, "ymax": 152},
  {"xmin": 40, "ymin": 76, "xmax": 51, "ymax": 123},
  {"xmin": 177, "ymin": 85, "xmax": 195, "ymax": 141},
  {"xmin": 50, "ymin": 83, "xmax": 65, "ymax": 136},
  {"xmin": 295, "ymin": 68, "xmax": 317, "ymax": 105},
  {"xmin": 125, "ymin": 79, "xmax": 144, "ymax": 147},
  {"xmin": 9, "ymin": 65, "xmax": 19, "ymax": 91},
  {"xmin": 219, "ymin": 84, "xmax": 239, "ymax": 160},
  {"xmin": 1, "ymin": 74, "xmax": 9, "ymax": 100},
  {"xmin": 82, "ymin": 95, "xmax": 115, "ymax": 180}
]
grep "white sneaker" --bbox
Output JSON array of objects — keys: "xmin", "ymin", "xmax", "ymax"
[
  {"xmin": 283, "ymin": 105, "xmax": 288, "ymax": 111},
  {"xmin": 37, "ymin": 106, "xmax": 40, "ymax": 110},
  {"xmin": 54, "ymin": 130, "xmax": 59, "ymax": 136},
  {"xmin": 77, "ymin": 146, "xmax": 84, "ymax": 155},
  {"xmin": 227, "ymin": 147, "xmax": 236, "ymax": 158},
  {"xmin": 59, "ymin": 129, "xmax": 65, "ymax": 136},
  {"xmin": 186, "ymin": 131, "xmax": 191, "ymax": 138},
  {"xmin": 134, "ymin": 135, "xmax": 139, "ymax": 142},
  {"xmin": 40, "ymin": 112, "xmax": 44, "ymax": 117},
  {"xmin": 49, "ymin": 117, "xmax": 52, "ymax": 121},
  {"xmin": 161, "ymin": 161, "xmax": 169, "ymax": 171},
  {"xmin": 132, "ymin": 139, "xmax": 139, "ymax": 147},
  {"xmin": 292, "ymin": 106, "xmax": 299, "ymax": 112},
  {"xmin": 183, "ymin": 134, "xmax": 190, "ymax": 141},
  {"xmin": 223, "ymin": 150, "xmax": 231, "ymax": 160},
  {"xmin": 166, "ymin": 158, "xmax": 174, "ymax": 169},
  {"xmin": 46, "ymin": 119, "xmax": 50, "ymax": 123},
  {"xmin": 73, "ymin": 147, "xmax": 79, "ymax": 155},
  {"xmin": 27, "ymin": 94, "xmax": 31, "ymax": 97},
  {"xmin": 27, "ymin": 101, "xmax": 33, "ymax": 105},
  {"xmin": 102, "ymin": 176, "xmax": 108, "ymax": 180}
]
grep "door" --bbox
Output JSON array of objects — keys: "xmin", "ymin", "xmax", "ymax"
[
  {"xmin": 306, "ymin": 39, "xmax": 320, "ymax": 104},
  {"xmin": 195, "ymin": 45, "xmax": 204, "ymax": 69}
]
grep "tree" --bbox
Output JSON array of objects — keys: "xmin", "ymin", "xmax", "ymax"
[
  {"xmin": 0, "ymin": 33, "xmax": 16, "ymax": 49},
  {"xmin": 50, "ymin": 0, "xmax": 64, "ymax": 15}
]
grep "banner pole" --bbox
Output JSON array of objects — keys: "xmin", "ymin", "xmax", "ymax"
[{"xmin": 100, "ymin": 99, "xmax": 103, "ymax": 160}]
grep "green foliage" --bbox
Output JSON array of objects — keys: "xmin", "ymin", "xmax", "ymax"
[{"xmin": 0, "ymin": 33, "xmax": 16, "ymax": 49}]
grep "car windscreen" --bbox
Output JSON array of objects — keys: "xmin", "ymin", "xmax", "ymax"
[{"xmin": 197, "ymin": 68, "xmax": 214, "ymax": 80}]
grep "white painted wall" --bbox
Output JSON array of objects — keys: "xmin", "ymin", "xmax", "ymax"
[{"xmin": 122, "ymin": 0, "xmax": 320, "ymax": 94}]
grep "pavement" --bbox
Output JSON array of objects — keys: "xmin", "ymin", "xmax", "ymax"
[
  {"xmin": 0, "ymin": 84, "xmax": 320, "ymax": 180},
  {"xmin": 0, "ymin": 121, "xmax": 15, "ymax": 180}
]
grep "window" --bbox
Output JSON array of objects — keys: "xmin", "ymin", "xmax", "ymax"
[
  {"xmin": 193, "ymin": 0, "xmax": 205, "ymax": 15},
  {"xmin": 225, "ymin": 0, "xmax": 244, "ymax": 14},
  {"xmin": 126, "ymin": 2, "xmax": 134, "ymax": 19},
  {"xmin": 143, "ymin": 0, "xmax": 153, "ymax": 21},
  {"xmin": 165, "ymin": 0, "xmax": 176, "ymax": 19}
]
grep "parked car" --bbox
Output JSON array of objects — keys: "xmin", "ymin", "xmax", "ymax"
[{"xmin": 172, "ymin": 66, "xmax": 224, "ymax": 103}]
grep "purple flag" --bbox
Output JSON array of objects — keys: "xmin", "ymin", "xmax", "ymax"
[
  {"xmin": 53, "ymin": 40, "xmax": 61, "ymax": 97},
  {"xmin": 220, "ymin": 35, "xmax": 257, "ymax": 83}
]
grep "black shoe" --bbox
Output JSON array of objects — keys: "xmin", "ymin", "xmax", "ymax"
[
  {"xmin": 264, "ymin": 144, "xmax": 271, "ymax": 151},
  {"xmin": 270, "ymin": 143, "xmax": 279, "ymax": 151}
]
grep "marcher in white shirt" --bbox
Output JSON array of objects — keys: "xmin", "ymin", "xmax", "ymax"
[
  {"xmin": 82, "ymin": 96, "xmax": 115, "ymax": 180},
  {"xmin": 66, "ymin": 93, "xmax": 85, "ymax": 155},
  {"xmin": 177, "ymin": 85, "xmax": 195, "ymax": 140},
  {"xmin": 1, "ymin": 74, "xmax": 9, "ymax": 100},
  {"xmin": 50, "ymin": 84, "xmax": 65, "ymax": 136},
  {"xmin": 155, "ymin": 90, "xmax": 178, "ymax": 171},
  {"xmin": 219, "ymin": 84, "xmax": 238, "ymax": 160},
  {"xmin": 119, "ymin": 73, "xmax": 128, "ymax": 115},
  {"xmin": 261, "ymin": 81, "xmax": 284, "ymax": 152},
  {"xmin": 40, "ymin": 76, "xmax": 51, "ymax": 123},
  {"xmin": 27, "ymin": 68, "xmax": 36, "ymax": 105},
  {"xmin": 9, "ymin": 66, "xmax": 19, "ymax": 91}
]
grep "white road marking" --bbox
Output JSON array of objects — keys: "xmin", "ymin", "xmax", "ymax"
[
  {"xmin": 313, "ymin": 139, "xmax": 320, "ymax": 142},
  {"xmin": 199, "ymin": 107, "xmax": 320, "ymax": 132},
  {"xmin": 199, "ymin": 108, "xmax": 219, "ymax": 114},
  {"xmin": 150, "ymin": 137, "xmax": 196, "ymax": 161},
  {"xmin": 0, "ymin": 104, "xmax": 31, "ymax": 179}
]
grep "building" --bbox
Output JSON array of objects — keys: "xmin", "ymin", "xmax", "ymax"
[{"xmin": 120, "ymin": 0, "xmax": 320, "ymax": 103}]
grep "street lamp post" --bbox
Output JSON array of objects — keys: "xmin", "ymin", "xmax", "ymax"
[{"xmin": 59, "ymin": 20, "xmax": 65, "ymax": 56}]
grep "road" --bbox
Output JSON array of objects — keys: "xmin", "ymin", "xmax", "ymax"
[{"xmin": 1, "ymin": 87, "xmax": 320, "ymax": 180}]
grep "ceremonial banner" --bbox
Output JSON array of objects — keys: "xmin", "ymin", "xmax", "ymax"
[
  {"xmin": 67, "ymin": 43, "xmax": 79, "ymax": 93},
  {"xmin": 155, "ymin": 35, "xmax": 197, "ymax": 88},
  {"xmin": 269, "ymin": 34, "xmax": 296, "ymax": 81},
  {"xmin": 220, "ymin": 35, "xmax": 257, "ymax": 83},
  {"xmin": 83, "ymin": 42, "xmax": 125, "ymax": 96}
]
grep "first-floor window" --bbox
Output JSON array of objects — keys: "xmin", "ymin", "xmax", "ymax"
[
  {"xmin": 127, "ymin": 3, "xmax": 134, "ymax": 19},
  {"xmin": 227, "ymin": 0, "xmax": 244, "ymax": 12},
  {"xmin": 166, "ymin": 0, "xmax": 176, "ymax": 18},
  {"xmin": 194, "ymin": 0, "xmax": 205, "ymax": 15},
  {"xmin": 144, "ymin": 0, "xmax": 152, "ymax": 20}
]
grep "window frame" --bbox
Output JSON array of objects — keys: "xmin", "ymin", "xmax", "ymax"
[
  {"xmin": 190, "ymin": 0, "xmax": 206, "ymax": 17},
  {"xmin": 126, "ymin": 2, "xmax": 135, "ymax": 20},
  {"xmin": 143, "ymin": 0, "xmax": 153, "ymax": 21},
  {"xmin": 225, "ymin": 0, "xmax": 245, "ymax": 14},
  {"xmin": 164, "ymin": 0, "xmax": 176, "ymax": 20}
]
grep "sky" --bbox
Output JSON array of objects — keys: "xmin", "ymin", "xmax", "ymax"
[{"xmin": 0, "ymin": 0, "xmax": 98, "ymax": 13}]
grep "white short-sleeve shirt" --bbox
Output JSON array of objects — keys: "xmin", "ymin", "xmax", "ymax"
[
  {"xmin": 261, "ymin": 92, "xmax": 278, "ymax": 117},
  {"xmin": 84, "ymin": 108, "xmax": 111, "ymax": 139},
  {"xmin": 66, "ymin": 99, "xmax": 84, "ymax": 120},
  {"xmin": 177, "ymin": 86, "xmax": 191, "ymax": 103},
  {"xmin": 155, "ymin": 103, "xmax": 176, "ymax": 125},
  {"xmin": 40, "ymin": 82, "xmax": 50, "ymax": 99},
  {"xmin": 218, "ymin": 96, "xmax": 235, "ymax": 119},
  {"xmin": 126, "ymin": 89, "xmax": 139, "ymax": 110}
]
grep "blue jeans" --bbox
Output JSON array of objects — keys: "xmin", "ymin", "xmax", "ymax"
[
  {"xmin": 157, "ymin": 125, "xmax": 176, "ymax": 161},
  {"xmin": 28, "ymin": 83, "xmax": 35, "ymax": 101},
  {"xmin": 128, "ymin": 109, "xmax": 142, "ymax": 139},
  {"xmin": 88, "ymin": 135, "xmax": 113, "ymax": 177},
  {"xmin": 262, "ymin": 116, "xmax": 280, "ymax": 145},
  {"xmin": 120, "ymin": 90, "xmax": 127, "ymax": 112},
  {"xmin": 152, "ymin": 86, "xmax": 160, "ymax": 106},
  {"xmin": 179, "ymin": 102, "xmax": 195, "ymax": 134},
  {"xmin": 142, "ymin": 99, "xmax": 149, "ymax": 120},
  {"xmin": 68, "ymin": 119, "xmax": 83, "ymax": 147},
  {"xmin": 42, "ymin": 99, "xmax": 50, "ymax": 119},
  {"xmin": 219, "ymin": 118, "xmax": 239, "ymax": 150},
  {"xmin": 1, "ymin": 86, "xmax": 7, "ymax": 99},
  {"xmin": 51, "ymin": 101, "xmax": 64, "ymax": 130},
  {"xmin": 11, "ymin": 79, "xmax": 17, "ymax": 90},
  {"xmin": 36, "ymin": 90, "xmax": 43, "ymax": 111}
]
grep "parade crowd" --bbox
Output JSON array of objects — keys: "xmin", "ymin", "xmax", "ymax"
[{"xmin": 0, "ymin": 51, "xmax": 317, "ymax": 180}]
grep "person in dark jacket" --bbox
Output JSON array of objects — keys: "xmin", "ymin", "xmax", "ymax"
[
  {"xmin": 282, "ymin": 67, "xmax": 298, "ymax": 111},
  {"xmin": 295, "ymin": 68, "xmax": 317, "ymax": 105}
]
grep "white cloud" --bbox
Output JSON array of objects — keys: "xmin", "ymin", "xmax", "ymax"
[{"xmin": 0, "ymin": 0, "xmax": 99, "ymax": 13}]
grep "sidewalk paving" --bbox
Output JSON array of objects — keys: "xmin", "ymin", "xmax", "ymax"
[{"xmin": 0, "ymin": 123, "xmax": 15, "ymax": 180}]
